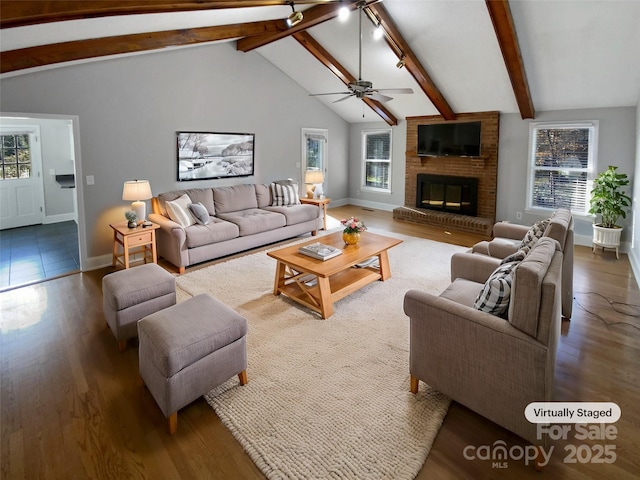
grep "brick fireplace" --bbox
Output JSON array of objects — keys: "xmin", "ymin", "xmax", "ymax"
[{"xmin": 393, "ymin": 111, "xmax": 499, "ymax": 236}]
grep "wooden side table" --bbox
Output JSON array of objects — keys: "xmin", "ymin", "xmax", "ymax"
[
  {"xmin": 300, "ymin": 196, "xmax": 331, "ymax": 230},
  {"xmin": 110, "ymin": 221, "xmax": 160, "ymax": 269}
]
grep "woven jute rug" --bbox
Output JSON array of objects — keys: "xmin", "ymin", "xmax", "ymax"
[{"xmin": 175, "ymin": 230, "xmax": 466, "ymax": 479}]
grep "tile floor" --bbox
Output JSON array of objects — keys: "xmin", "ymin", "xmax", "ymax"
[{"xmin": 0, "ymin": 221, "xmax": 79, "ymax": 290}]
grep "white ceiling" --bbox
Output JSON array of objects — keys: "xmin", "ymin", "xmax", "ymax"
[{"xmin": 2, "ymin": 0, "xmax": 639, "ymax": 123}]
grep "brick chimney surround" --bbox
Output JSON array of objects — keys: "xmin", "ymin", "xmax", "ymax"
[{"xmin": 393, "ymin": 111, "xmax": 499, "ymax": 236}]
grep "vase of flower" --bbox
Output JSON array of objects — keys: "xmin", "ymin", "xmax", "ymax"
[
  {"xmin": 342, "ymin": 232, "xmax": 361, "ymax": 245},
  {"xmin": 341, "ymin": 216, "xmax": 367, "ymax": 246}
]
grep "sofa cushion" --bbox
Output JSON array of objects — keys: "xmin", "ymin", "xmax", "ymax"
[
  {"xmin": 263, "ymin": 204, "xmax": 319, "ymax": 225},
  {"xmin": 217, "ymin": 208, "xmax": 286, "ymax": 236},
  {"xmin": 188, "ymin": 202, "xmax": 211, "ymax": 225},
  {"xmin": 440, "ymin": 278, "xmax": 484, "ymax": 307},
  {"xmin": 473, "ymin": 260, "xmax": 519, "ymax": 317},
  {"xmin": 256, "ymin": 183, "xmax": 272, "ymax": 208},
  {"xmin": 270, "ymin": 182, "xmax": 300, "ymax": 206},
  {"xmin": 166, "ymin": 194, "xmax": 196, "ymax": 228},
  {"xmin": 158, "ymin": 188, "xmax": 215, "ymax": 217},
  {"xmin": 184, "ymin": 217, "xmax": 239, "ymax": 248},
  {"xmin": 213, "ymin": 184, "xmax": 258, "ymax": 214},
  {"xmin": 520, "ymin": 218, "xmax": 550, "ymax": 250}
]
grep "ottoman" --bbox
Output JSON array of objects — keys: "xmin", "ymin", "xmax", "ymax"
[
  {"xmin": 102, "ymin": 263, "xmax": 176, "ymax": 351},
  {"xmin": 138, "ymin": 293, "xmax": 248, "ymax": 434}
]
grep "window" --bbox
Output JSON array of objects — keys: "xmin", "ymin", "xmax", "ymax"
[
  {"xmin": 527, "ymin": 121, "xmax": 598, "ymax": 215},
  {"xmin": 1, "ymin": 134, "xmax": 32, "ymax": 180},
  {"xmin": 362, "ymin": 129, "xmax": 392, "ymax": 192}
]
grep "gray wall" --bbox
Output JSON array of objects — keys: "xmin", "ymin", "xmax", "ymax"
[
  {"xmin": 0, "ymin": 42, "xmax": 637, "ymax": 272},
  {"xmin": 347, "ymin": 120, "xmax": 407, "ymax": 210},
  {"xmin": 498, "ymin": 107, "xmax": 636, "ymax": 246},
  {"xmin": 0, "ymin": 43, "xmax": 349, "ymax": 265}
]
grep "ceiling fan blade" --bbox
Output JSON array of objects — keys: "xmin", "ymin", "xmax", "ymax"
[
  {"xmin": 375, "ymin": 88, "xmax": 414, "ymax": 94},
  {"xmin": 309, "ymin": 92, "xmax": 351, "ymax": 97},
  {"xmin": 333, "ymin": 95, "xmax": 354, "ymax": 103},
  {"xmin": 367, "ymin": 93, "xmax": 393, "ymax": 103}
]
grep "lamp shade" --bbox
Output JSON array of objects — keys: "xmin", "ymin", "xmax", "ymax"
[
  {"xmin": 122, "ymin": 180, "xmax": 152, "ymax": 222},
  {"xmin": 304, "ymin": 170, "xmax": 324, "ymax": 184},
  {"xmin": 122, "ymin": 180, "xmax": 152, "ymax": 201}
]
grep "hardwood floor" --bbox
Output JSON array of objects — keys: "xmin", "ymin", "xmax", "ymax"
[{"xmin": 1, "ymin": 205, "xmax": 639, "ymax": 479}]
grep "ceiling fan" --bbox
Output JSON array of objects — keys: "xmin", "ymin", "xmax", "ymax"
[{"xmin": 310, "ymin": 1, "xmax": 413, "ymax": 104}]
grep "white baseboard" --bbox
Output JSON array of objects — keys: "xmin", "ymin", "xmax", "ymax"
[
  {"xmin": 44, "ymin": 213, "xmax": 77, "ymax": 224},
  {"xmin": 342, "ymin": 198, "xmax": 397, "ymax": 212}
]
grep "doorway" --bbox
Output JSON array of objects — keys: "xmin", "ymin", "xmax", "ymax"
[
  {"xmin": 301, "ymin": 128, "xmax": 328, "ymax": 199},
  {"xmin": 0, "ymin": 113, "xmax": 85, "ymax": 289}
]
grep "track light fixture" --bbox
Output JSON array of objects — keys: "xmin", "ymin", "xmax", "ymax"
[
  {"xmin": 338, "ymin": 0, "xmax": 350, "ymax": 21},
  {"xmin": 286, "ymin": 1, "xmax": 303, "ymax": 27},
  {"xmin": 396, "ymin": 55, "xmax": 406, "ymax": 69}
]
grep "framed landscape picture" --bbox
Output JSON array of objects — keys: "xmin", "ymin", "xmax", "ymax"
[{"xmin": 176, "ymin": 131, "xmax": 255, "ymax": 181}]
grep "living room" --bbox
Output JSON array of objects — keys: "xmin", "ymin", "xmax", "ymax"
[{"xmin": 1, "ymin": 1, "xmax": 639, "ymax": 479}]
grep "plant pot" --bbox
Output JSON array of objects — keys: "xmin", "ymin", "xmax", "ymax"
[
  {"xmin": 592, "ymin": 224, "xmax": 622, "ymax": 259},
  {"xmin": 343, "ymin": 232, "xmax": 360, "ymax": 245},
  {"xmin": 128, "ymin": 221, "xmax": 137, "ymax": 228}
]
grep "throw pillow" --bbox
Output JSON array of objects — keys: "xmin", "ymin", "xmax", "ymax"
[
  {"xmin": 188, "ymin": 202, "xmax": 211, "ymax": 225},
  {"xmin": 165, "ymin": 193, "xmax": 196, "ymax": 228},
  {"xmin": 270, "ymin": 182, "xmax": 300, "ymax": 206},
  {"xmin": 500, "ymin": 248, "xmax": 528, "ymax": 265},
  {"xmin": 473, "ymin": 261, "xmax": 519, "ymax": 317},
  {"xmin": 520, "ymin": 218, "xmax": 550, "ymax": 250}
]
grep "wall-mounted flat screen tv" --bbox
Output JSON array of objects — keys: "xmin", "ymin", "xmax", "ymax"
[
  {"xmin": 177, "ymin": 131, "xmax": 255, "ymax": 181},
  {"xmin": 417, "ymin": 121, "xmax": 481, "ymax": 157}
]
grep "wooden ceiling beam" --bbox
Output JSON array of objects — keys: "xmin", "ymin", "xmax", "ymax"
[
  {"xmin": 236, "ymin": 0, "xmax": 370, "ymax": 52},
  {"xmin": 293, "ymin": 31, "xmax": 398, "ymax": 126},
  {"xmin": 367, "ymin": 3, "xmax": 456, "ymax": 121},
  {"xmin": 485, "ymin": 0, "xmax": 535, "ymax": 119},
  {"xmin": 0, "ymin": 1, "xmax": 328, "ymax": 29},
  {"xmin": 1, "ymin": 21, "xmax": 283, "ymax": 74}
]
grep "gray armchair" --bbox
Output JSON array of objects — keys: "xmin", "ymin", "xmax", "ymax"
[
  {"xmin": 404, "ymin": 237, "xmax": 563, "ymax": 454},
  {"xmin": 471, "ymin": 208, "xmax": 573, "ymax": 319}
]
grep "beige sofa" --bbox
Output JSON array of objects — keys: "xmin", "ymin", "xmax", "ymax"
[
  {"xmin": 404, "ymin": 237, "xmax": 562, "ymax": 454},
  {"xmin": 149, "ymin": 183, "xmax": 320, "ymax": 273},
  {"xmin": 471, "ymin": 208, "xmax": 574, "ymax": 319}
]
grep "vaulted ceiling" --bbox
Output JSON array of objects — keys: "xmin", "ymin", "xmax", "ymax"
[{"xmin": 2, "ymin": 0, "xmax": 639, "ymax": 125}]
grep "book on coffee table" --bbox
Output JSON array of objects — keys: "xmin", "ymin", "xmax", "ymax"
[{"xmin": 299, "ymin": 242, "xmax": 343, "ymax": 261}]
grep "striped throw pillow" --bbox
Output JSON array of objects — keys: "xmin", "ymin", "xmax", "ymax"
[{"xmin": 270, "ymin": 182, "xmax": 300, "ymax": 206}]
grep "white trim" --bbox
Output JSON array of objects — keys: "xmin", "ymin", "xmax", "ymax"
[
  {"xmin": 361, "ymin": 128, "xmax": 392, "ymax": 194},
  {"xmin": 526, "ymin": 120, "xmax": 598, "ymax": 215}
]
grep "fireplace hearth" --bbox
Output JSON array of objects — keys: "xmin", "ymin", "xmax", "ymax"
[{"xmin": 416, "ymin": 174, "xmax": 478, "ymax": 217}]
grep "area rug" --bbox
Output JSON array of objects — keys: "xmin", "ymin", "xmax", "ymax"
[{"xmin": 175, "ymin": 230, "xmax": 467, "ymax": 479}]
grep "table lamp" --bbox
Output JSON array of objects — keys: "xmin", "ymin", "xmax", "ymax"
[
  {"xmin": 304, "ymin": 170, "xmax": 324, "ymax": 199},
  {"xmin": 122, "ymin": 179, "xmax": 152, "ymax": 223}
]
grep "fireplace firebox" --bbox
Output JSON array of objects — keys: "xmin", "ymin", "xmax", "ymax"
[{"xmin": 416, "ymin": 174, "xmax": 478, "ymax": 216}]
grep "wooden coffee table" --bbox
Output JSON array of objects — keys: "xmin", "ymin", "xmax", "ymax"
[{"xmin": 267, "ymin": 231, "xmax": 402, "ymax": 319}]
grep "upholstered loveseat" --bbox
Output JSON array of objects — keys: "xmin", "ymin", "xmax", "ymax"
[
  {"xmin": 404, "ymin": 237, "xmax": 563, "ymax": 459},
  {"xmin": 149, "ymin": 183, "xmax": 320, "ymax": 273},
  {"xmin": 471, "ymin": 208, "xmax": 574, "ymax": 319}
]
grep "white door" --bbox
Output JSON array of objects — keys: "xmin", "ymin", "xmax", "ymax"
[
  {"xmin": 0, "ymin": 126, "xmax": 45, "ymax": 230},
  {"xmin": 301, "ymin": 128, "xmax": 328, "ymax": 198}
]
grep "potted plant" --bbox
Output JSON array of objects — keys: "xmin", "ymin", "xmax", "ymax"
[
  {"xmin": 588, "ymin": 165, "xmax": 631, "ymax": 258},
  {"xmin": 124, "ymin": 210, "xmax": 138, "ymax": 228}
]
